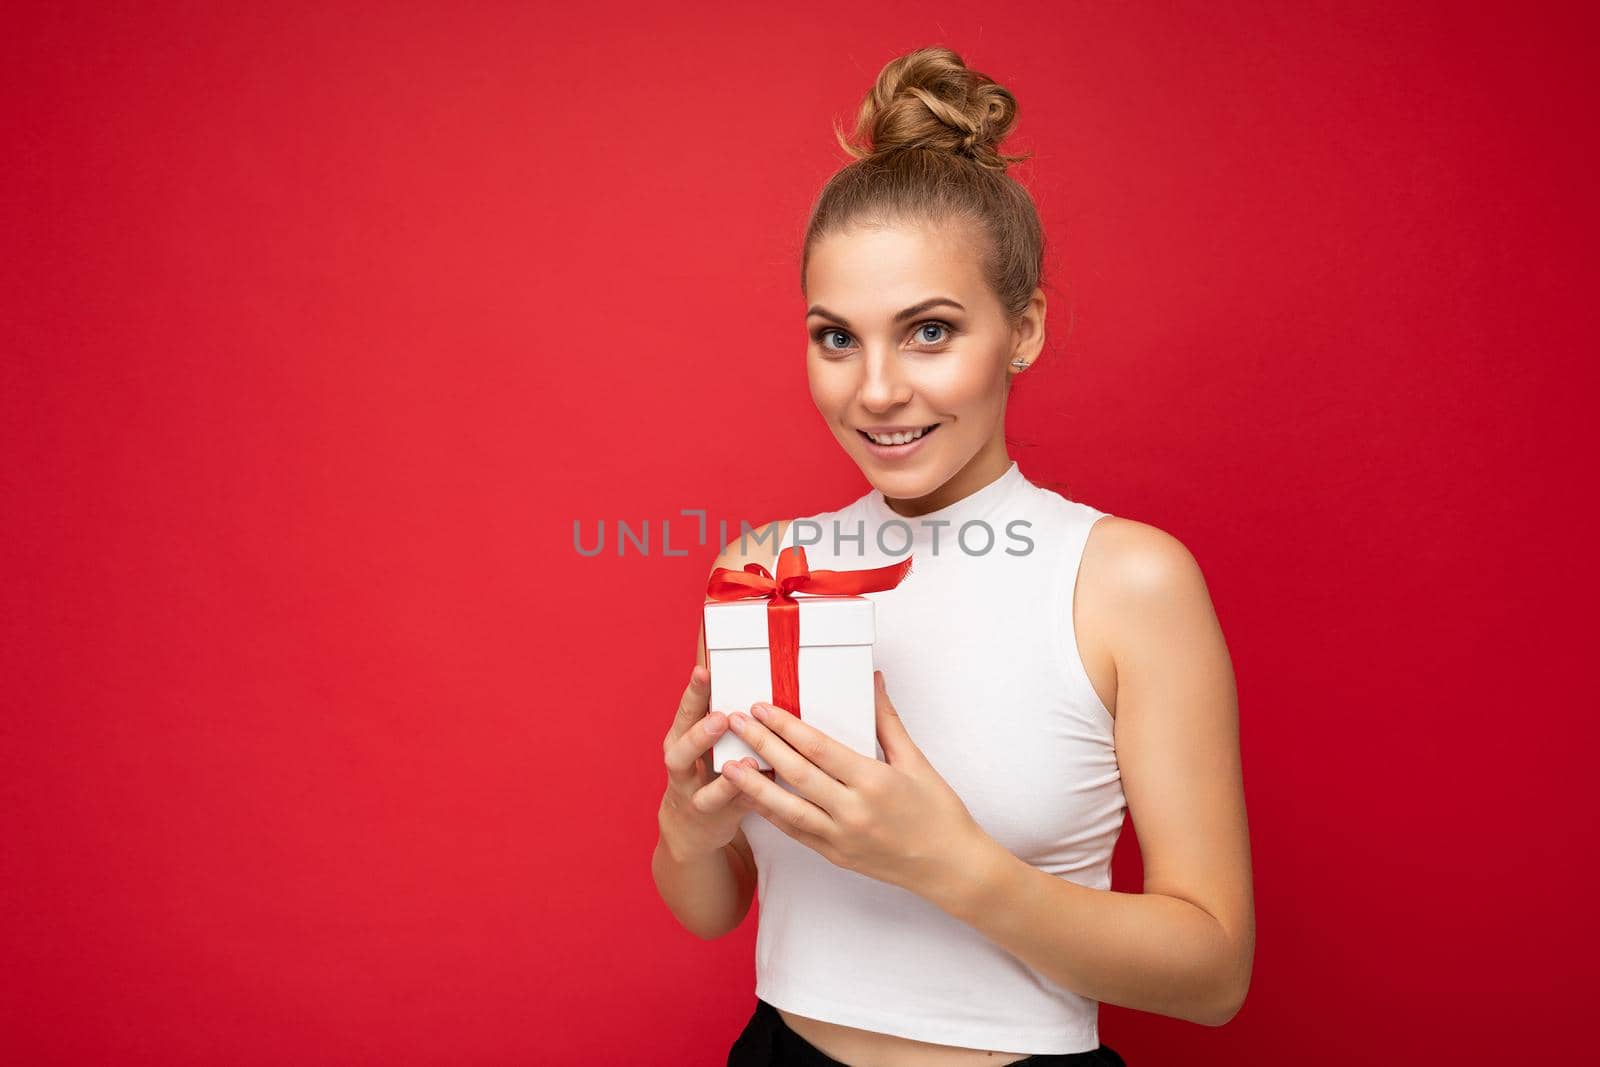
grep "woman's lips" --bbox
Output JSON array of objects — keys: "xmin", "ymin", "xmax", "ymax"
[{"xmin": 858, "ymin": 423, "xmax": 939, "ymax": 459}]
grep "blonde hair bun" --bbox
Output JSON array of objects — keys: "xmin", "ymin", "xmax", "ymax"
[{"xmin": 834, "ymin": 45, "xmax": 1031, "ymax": 172}]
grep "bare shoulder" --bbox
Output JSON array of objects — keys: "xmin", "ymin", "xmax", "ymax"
[
  {"xmin": 1080, "ymin": 516, "xmax": 1218, "ymax": 629},
  {"xmin": 1081, "ymin": 515, "xmax": 1207, "ymax": 598},
  {"xmin": 1075, "ymin": 516, "xmax": 1221, "ymax": 719}
]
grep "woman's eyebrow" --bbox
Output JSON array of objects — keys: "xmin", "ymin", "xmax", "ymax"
[{"xmin": 805, "ymin": 297, "xmax": 967, "ymax": 328}]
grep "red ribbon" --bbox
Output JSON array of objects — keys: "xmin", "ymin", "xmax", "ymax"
[{"xmin": 706, "ymin": 544, "xmax": 913, "ymax": 720}]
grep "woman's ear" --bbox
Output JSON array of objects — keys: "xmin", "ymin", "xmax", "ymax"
[{"xmin": 1009, "ymin": 287, "xmax": 1048, "ymax": 371}]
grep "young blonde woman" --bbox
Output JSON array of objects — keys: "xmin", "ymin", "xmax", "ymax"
[{"xmin": 653, "ymin": 46, "xmax": 1254, "ymax": 1067}]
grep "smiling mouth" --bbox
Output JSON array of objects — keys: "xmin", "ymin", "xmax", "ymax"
[{"xmin": 859, "ymin": 424, "xmax": 940, "ymax": 447}]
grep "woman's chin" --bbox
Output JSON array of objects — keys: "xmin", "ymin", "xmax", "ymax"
[{"xmin": 860, "ymin": 458, "xmax": 946, "ymax": 500}]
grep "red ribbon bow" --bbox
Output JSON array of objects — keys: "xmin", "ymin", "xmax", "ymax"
[{"xmin": 705, "ymin": 544, "xmax": 913, "ymax": 720}]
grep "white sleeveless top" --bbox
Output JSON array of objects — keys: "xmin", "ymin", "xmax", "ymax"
[{"xmin": 742, "ymin": 459, "xmax": 1125, "ymax": 1055}]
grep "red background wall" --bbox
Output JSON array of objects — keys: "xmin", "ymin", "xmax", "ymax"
[{"xmin": 3, "ymin": 2, "xmax": 1592, "ymax": 1062}]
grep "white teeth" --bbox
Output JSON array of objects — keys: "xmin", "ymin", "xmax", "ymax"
[{"xmin": 867, "ymin": 426, "xmax": 930, "ymax": 445}]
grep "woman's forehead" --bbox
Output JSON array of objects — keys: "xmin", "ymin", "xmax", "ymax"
[{"xmin": 807, "ymin": 226, "xmax": 989, "ymax": 308}]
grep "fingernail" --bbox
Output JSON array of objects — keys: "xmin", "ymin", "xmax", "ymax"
[
  {"xmin": 729, "ymin": 712, "xmax": 748, "ymax": 732},
  {"xmin": 723, "ymin": 761, "xmax": 743, "ymax": 778},
  {"xmin": 751, "ymin": 704, "xmax": 769, "ymax": 721},
  {"xmin": 705, "ymin": 712, "xmax": 724, "ymax": 732}
]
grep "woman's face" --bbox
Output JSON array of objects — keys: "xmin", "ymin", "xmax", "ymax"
[{"xmin": 803, "ymin": 221, "xmax": 1045, "ymax": 516}]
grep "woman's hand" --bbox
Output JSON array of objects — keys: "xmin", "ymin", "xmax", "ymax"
[
  {"xmin": 719, "ymin": 670, "xmax": 994, "ymax": 901},
  {"xmin": 657, "ymin": 664, "xmax": 766, "ymax": 862}
]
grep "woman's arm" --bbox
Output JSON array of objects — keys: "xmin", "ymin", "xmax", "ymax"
[
  {"xmin": 924, "ymin": 519, "xmax": 1256, "ymax": 1026},
  {"xmin": 651, "ymin": 521, "xmax": 790, "ymax": 940},
  {"xmin": 650, "ymin": 618, "xmax": 758, "ymax": 940}
]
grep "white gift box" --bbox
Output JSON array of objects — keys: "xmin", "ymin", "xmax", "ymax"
[{"xmin": 703, "ymin": 595, "xmax": 880, "ymax": 775}]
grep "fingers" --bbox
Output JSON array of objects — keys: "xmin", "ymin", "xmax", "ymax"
[
  {"xmin": 722, "ymin": 757, "xmax": 836, "ymax": 845},
  {"xmin": 727, "ymin": 705, "xmax": 855, "ymax": 804},
  {"xmin": 664, "ymin": 664, "xmax": 712, "ymax": 752},
  {"xmin": 690, "ymin": 758, "xmax": 762, "ymax": 815},
  {"xmin": 664, "ymin": 703, "xmax": 728, "ymax": 780}
]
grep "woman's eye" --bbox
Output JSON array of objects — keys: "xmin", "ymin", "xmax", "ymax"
[{"xmin": 811, "ymin": 320, "xmax": 956, "ymax": 353}]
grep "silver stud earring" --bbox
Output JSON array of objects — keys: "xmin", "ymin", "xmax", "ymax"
[{"xmin": 1010, "ymin": 358, "xmax": 1030, "ymax": 370}]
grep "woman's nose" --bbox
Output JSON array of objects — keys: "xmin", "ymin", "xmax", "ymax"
[{"xmin": 858, "ymin": 350, "xmax": 912, "ymax": 410}]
